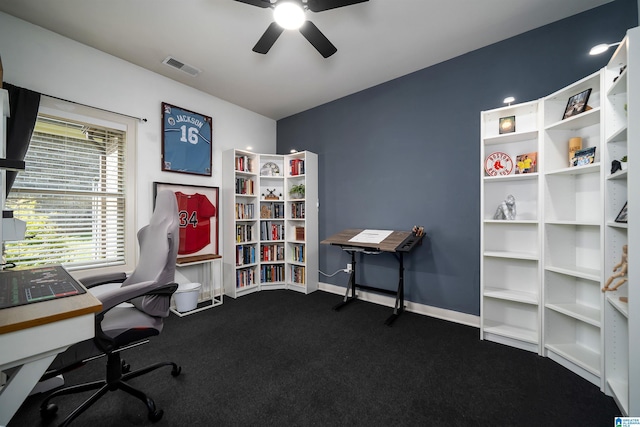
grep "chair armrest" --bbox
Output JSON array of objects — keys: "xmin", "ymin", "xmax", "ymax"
[
  {"xmin": 95, "ymin": 280, "xmax": 171, "ymax": 313},
  {"xmin": 80, "ymin": 272, "xmax": 127, "ymax": 288},
  {"xmin": 93, "ymin": 281, "xmax": 178, "ymax": 352}
]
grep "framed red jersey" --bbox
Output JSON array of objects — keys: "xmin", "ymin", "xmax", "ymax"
[{"xmin": 153, "ymin": 182, "xmax": 219, "ymax": 259}]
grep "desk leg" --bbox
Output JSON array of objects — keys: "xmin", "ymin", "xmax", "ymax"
[
  {"xmin": 333, "ymin": 251, "xmax": 357, "ymax": 311},
  {"xmin": 384, "ymin": 252, "xmax": 405, "ymax": 326},
  {"xmin": 0, "ymin": 354, "xmax": 56, "ymax": 426}
]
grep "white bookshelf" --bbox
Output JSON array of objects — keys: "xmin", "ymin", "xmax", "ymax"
[
  {"xmin": 481, "ymin": 29, "xmax": 639, "ymax": 411},
  {"xmin": 222, "ymin": 149, "xmax": 318, "ymax": 298},
  {"xmin": 480, "ymin": 100, "xmax": 542, "ymax": 354},
  {"xmin": 542, "ymin": 69, "xmax": 605, "ymax": 388},
  {"xmin": 602, "ymin": 27, "xmax": 638, "ymax": 416},
  {"xmin": 222, "ymin": 149, "xmax": 260, "ymax": 298}
]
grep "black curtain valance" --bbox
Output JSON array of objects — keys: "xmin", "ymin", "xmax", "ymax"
[{"xmin": 3, "ymin": 82, "xmax": 41, "ymax": 196}]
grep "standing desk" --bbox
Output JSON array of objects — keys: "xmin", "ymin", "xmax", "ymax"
[
  {"xmin": 0, "ymin": 276, "xmax": 101, "ymax": 426},
  {"xmin": 321, "ymin": 229, "xmax": 423, "ymax": 326}
]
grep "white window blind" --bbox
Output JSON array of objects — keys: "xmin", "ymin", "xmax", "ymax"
[{"xmin": 5, "ymin": 114, "xmax": 127, "ymax": 269}]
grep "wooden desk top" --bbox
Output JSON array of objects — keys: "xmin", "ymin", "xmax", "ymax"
[
  {"xmin": 321, "ymin": 229, "xmax": 413, "ymax": 253},
  {"xmin": 0, "ymin": 290, "xmax": 102, "ymax": 335}
]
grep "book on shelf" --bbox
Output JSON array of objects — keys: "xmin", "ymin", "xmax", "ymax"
[
  {"xmin": 290, "ymin": 158, "xmax": 305, "ymax": 176},
  {"xmin": 261, "ymin": 264, "xmax": 284, "ymax": 283},
  {"xmin": 291, "ymin": 202, "xmax": 305, "ymax": 219},
  {"xmin": 260, "ymin": 221, "xmax": 285, "ymax": 241},
  {"xmin": 235, "ymin": 177, "xmax": 254, "ymax": 194},
  {"xmin": 236, "ymin": 224, "xmax": 253, "ymax": 242},
  {"xmin": 290, "ymin": 265, "xmax": 305, "ymax": 284},
  {"xmin": 292, "ymin": 244, "xmax": 305, "ymax": 262},
  {"xmin": 260, "ymin": 202, "xmax": 284, "ymax": 219},
  {"xmin": 261, "ymin": 243, "xmax": 284, "ymax": 262},
  {"xmin": 236, "ymin": 245, "xmax": 256, "ymax": 266},
  {"xmin": 235, "ymin": 203, "xmax": 255, "ymax": 220},
  {"xmin": 235, "ymin": 155, "xmax": 254, "ymax": 173},
  {"xmin": 236, "ymin": 268, "xmax": 255, "ymax": 288}
]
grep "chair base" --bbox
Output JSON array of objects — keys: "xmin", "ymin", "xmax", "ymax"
[{"xmin": 40, "ymin": 352, "xmax": 181, "ymax": 426}]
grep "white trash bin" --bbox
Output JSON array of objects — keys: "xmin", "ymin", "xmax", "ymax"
[{"xmin": 174, "ymin": 282, "xmax": 201, "ymax": 312}]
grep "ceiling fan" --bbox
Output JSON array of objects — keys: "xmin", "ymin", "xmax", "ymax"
[{"xmin": 235, "ymin": 0, "xmax": 369, "ymax": 58}]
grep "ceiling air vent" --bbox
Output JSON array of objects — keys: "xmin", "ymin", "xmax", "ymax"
[{"xmin": 162, "ymin": 56, "xmax": 201, "ymax": 77}]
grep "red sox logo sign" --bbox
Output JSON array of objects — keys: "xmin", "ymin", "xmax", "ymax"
[{"xmin": 484, "ymin": 152, "xmax": 514, "ymax": 176}]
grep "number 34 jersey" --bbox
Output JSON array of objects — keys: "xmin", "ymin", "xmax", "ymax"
[{"xmin": 175, "ymin": 192, "xmax": 216, "ymax": 255}]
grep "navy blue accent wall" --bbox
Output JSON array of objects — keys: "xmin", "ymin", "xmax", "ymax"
[{"xmin": 277, "ymin": 0, "xmax": 638, "ymax": 316}]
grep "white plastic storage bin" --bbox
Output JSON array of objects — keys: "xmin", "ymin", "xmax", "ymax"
[{"xmin": 174, "ymin": 282, "xmax": 201, "ymax": 312}]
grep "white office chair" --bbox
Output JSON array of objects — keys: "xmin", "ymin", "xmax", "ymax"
[{"xmin": 39, "ymin": 190, "xmax": 181, "ymax": 426}]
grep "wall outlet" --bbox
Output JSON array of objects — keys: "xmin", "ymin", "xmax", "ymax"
[{"xmin": 346, "ymin": 263, "xmax": 352, "ymax": 273}]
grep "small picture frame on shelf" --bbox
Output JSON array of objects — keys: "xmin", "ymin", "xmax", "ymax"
[
  {"xmin": 615, "ymin": 202, "xmax": 628, "ymax": 223},
  {"xmin": 515, "ymin": 152, "xmax": 537, "ymax": 174},
  {"xmin": 499, "ymin": 116, "xmax": 515, "ymax": 134},
  {"xmin": 562, "ymin": 88, "xmax": 592, "ymax": 120},
  {"xmin": 571, "ymin": 146, "xmax": 596, "ymax": 167}
]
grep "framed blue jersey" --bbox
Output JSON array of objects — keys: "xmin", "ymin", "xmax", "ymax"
[{"xmin": 162, "ymin": 102, "xmax": 212, "ymax": 176}]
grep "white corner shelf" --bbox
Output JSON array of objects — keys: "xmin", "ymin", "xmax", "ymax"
[{"xmin": 222, "ymin": 149, "xmax": 318, "ymax": 299}]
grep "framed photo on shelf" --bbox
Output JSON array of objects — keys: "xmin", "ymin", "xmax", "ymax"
[
  {"xmin": 562, "ymin": 88, "xmax": 592, "ymax": 120},
  {"xmin": 153, "ymin": 182, "xmax": 219, "ymax": 259},
  {"xmin": 515, "ymin": 152, "xmax": 537, "ymax": 174},
  {"xmin": 571, "ymin": 146, "xmax": 596, "ymax": 167},
  {"xmin": 161, "ymin": 102, "xmax": 213, "ymax": 176},
  {"xmin": 499, "ymin": 116, "xmax": 516, "ymax": 134},
  {"xmin": 615, "ymin": 202, "xmax": 628, "ymax": 223}
]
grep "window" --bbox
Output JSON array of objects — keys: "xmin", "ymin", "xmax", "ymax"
[{"xmin": 5, "ymin": 97, "xmax": 136, "ymax": 272}]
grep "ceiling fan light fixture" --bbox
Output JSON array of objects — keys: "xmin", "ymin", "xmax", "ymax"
[{"xmin": 274, "ymin": 2, "xmax": 305, "ymax": 30}]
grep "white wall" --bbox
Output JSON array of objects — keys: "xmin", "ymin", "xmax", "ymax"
[{"xmin": 0, "ymin": 11, "xmax": 276, "ymax": 259}]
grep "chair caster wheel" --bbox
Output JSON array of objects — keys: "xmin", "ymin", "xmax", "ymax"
[
  {"xmin": 148, "ymin": 408, "xmax": 164, "ymax": 422},
  {"xmin": 40, "ymin": 403, "xmax": 58, "ymax": 419},
  {"xmin": 171, "ymin": 365, "xmax": 182, "ymax": 377},
  {"xmin": 121, "ymin": 360, "xmax": 131, "ymax": 374}
]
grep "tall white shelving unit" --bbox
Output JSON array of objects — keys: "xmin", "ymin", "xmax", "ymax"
[
  {"xmin": 481, "ymin": 27, "xmax": 639, "ymax": 414},
  {"xmin": 222, "ymin": 149, "xmax": 318, "ymax": 298},
  {"xmin": 223, "ymin": 149, "xmax": 260, "ymax": 298},
  {"xmin": 541, "ymin": 70, "xmax": 605, "ymax": 388},
  {"xmin": 602, "ymin": 27, "xmax": 638, "ymax": 416},
  {"xmin": 480, "ymin": 101, "xmax": 542, "ymax": 354}
]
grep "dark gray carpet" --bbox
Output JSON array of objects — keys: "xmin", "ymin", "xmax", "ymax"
[{"xmin": 8, "ymin": 290, "xmax": 620, "ymax": 426}]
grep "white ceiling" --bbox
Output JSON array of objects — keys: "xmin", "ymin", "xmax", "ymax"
[{"xmin": 0, "ymin": 0, "xmax": 612, "ymax": 120}]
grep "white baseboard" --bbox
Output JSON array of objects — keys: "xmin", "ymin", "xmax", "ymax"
[{"xmin": 318, "ymin": 282, "xmax": 480, "ymax": 328}]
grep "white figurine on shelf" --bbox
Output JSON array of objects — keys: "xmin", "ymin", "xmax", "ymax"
[
  {"xmin": 493, "ymin": 194, "xmax": 516, "ymax": 220},
  {"xmin": 602, "ymin": 244, "xmax": 628, "ymax": 303}
]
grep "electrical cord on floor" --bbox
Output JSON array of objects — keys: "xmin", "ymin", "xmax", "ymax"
[{"xmin": 319, "ymin": 268, "xmax": 347, "ymax": 277}]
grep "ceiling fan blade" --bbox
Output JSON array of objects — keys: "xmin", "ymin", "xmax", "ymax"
[
  {"xmin": 234, "ymin": 0, "xmax": 271, "ymax": 8},
  {"xmin": 299, "ymin": 21, "xmax": 337, "ymax": 58},
  {"xmin": 253, "ymin": 22, "xmax": 285, "ymax": 54},
  {"xmin": 306, "ymin": 0, "xmax": 369, "ymax": 12}
]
